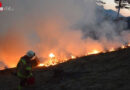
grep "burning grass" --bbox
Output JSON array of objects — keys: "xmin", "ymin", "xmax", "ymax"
[
  {"xmin": 0, "ymin": 43, "xmax": 129, "ymax": 70},
  {"xmin": 38, "ymin": 43, "xmax": 130, "ymax": 68}
]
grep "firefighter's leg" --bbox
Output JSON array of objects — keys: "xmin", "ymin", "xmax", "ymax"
[
  {"xmin": 18, "ymin": 78, "xmax": 27, "ymax": 90},
  {"xmin": 18, "ymin": 85, "xmax": 22, "ymax": 90}
]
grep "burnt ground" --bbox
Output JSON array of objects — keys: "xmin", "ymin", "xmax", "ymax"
[{"xmin": 0, "ymin": 47, "xmax": 130, "ymax": 90}]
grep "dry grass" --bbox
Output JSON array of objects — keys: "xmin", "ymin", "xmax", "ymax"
[{"xmin": 0, "ymin": 47, "xmax": 130, "ymax": 90}]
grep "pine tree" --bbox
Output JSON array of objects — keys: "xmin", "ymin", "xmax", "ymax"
[{"xmin": 115, "ymin": 0, "xmax": 130, "ymax": 18}]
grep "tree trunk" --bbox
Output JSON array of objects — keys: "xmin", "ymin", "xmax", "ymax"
[{"xmin": 117, "ymin": 0, "xmax": 122, "ymax": 19}]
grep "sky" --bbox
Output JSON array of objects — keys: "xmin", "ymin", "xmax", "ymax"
[{"xmin": 103, "ymin": 0, "xmax": 130, "ymax": 16}]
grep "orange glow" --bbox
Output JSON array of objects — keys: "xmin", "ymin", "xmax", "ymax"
[
  {"xmin": 40, "ymin": 53, "xmax": 59, "ymax": 66},
  {"xmin": 38, "ymin": 63, "xmax": 44, "ymax": 67},
  {"xmin": 71, "ymin": 55, "xmax": 76, "ymax": 59},
  {"xmin": 88, "ymin": 50, "xmax": 100, "ymax": 55},
  {"xmin": 37, "ymin": 44, "xmax": 130, "ymax": 67},
  {"xmin": 1, "ymin": 44, "xmax": 130, "ymax": 70},
  {"xmin": 128, "ymin": 43, "xmax": 130, "ymax": 47},
  {"xmin": 49, "ymin": 53, "xmax": 55, "ymax": 58},
  {"xmin": 109, "ymin": 48, "xmax": 115, "ymax": 52},
  {"xmin": 38, "ymin": 50, "xmax": 102, "ymax": 67},
  {"xmin": 121, "ymin": 45, "xmax": 126, "ymax": 49}
]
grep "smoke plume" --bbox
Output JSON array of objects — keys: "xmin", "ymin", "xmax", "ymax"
[{"xmin": 0, "ymin": 0, "xmax": 130, "ymax": 69}]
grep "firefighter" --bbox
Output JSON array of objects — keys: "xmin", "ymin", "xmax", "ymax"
[{"xmin": 16, "ymin": 50, "xmax": 38, "ymax": 90}]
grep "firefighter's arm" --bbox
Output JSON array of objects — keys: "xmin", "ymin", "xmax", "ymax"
[
  {"xmin": 31, "ymin": 56, "xmax": 40, "ymax": 67},
  {"xmin": 25, "ymin": 64, "xmax": 33, "ymax": 78},
  {"xmin": 35, "ymin": 56, "xmax": 40, "ymax": 65}
]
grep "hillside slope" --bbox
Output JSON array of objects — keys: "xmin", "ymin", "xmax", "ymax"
[{"xmin": 0, "ymin": 47, "xmax": 130, "ymax": 90}]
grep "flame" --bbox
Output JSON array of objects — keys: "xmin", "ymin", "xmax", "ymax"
[
  {"xmin": 38, "ymin": 50, "xmax": 101, "ymax": 67},
  {"xmin": 45, "ymin": 53, "xmax": 58, "ymax": 66},
  {"xmin": 38, "ymin": 63, "xmax": 44, "ymax": 67},
  {"xmin": 121, "ymin": 45, "xmax": 126, "ymax": 49},
  {"xmin": 71, "ymin": 55, "xmax": 76, "ymax": 59},
  {"xmin": 109, "ymin": 48, "xmax": 115, "ymax": 52},
  {"xmin": 1, "ymin": 43, "xmax": 128, "ymax": 69},
  {"xmin": 38, "ymin": 43, "xmax": 130, "ymax": 67},
  {"xmin": 128, "ymin": 43, "xmax": 130, "ymax": 47},
  {"xmin": 32, "ymin": 43, "xmax": 130, "ymax": 68},
  {"xmin": 49, "ymin": 53, "xmax": 55, "ymax": 58},
  {"xmin": 87, "ymin": 50, "xmax": 100, "ymax": 55}
]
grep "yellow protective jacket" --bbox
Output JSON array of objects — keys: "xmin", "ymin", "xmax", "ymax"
[{"xmin": 16, "ymin": 55, "xmax": 33, "ymax": 78}]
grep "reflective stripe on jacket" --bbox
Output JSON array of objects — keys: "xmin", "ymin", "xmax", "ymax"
[{"xmin": 16, "ymin": 55, "xmax": 33, "ymax": 78}]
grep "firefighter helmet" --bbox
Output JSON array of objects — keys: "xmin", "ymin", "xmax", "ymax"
[{"xmin": 26, "ymin": 50, "xmax": 35, "ymax": 58}]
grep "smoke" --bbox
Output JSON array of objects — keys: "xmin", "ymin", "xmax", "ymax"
[
  {"xmin": 0, "ymin": 61, "xmax": 8, "ymax": 70},
  {"xmin": 0, "ymin": 0, "xmax": 130, "ymax": 68}
]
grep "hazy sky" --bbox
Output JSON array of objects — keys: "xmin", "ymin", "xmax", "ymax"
[{"xmin": 103, "ymin": 0, "xmax": 130, "ymax": 16}]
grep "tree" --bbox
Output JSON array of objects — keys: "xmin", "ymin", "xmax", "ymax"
[
  {"xmin": 115, "ymin": 0, "xmax": 130, "ymax": 18},
  {"xmin": 96, "ymin": 0, "xmax": 106, "ymax": 6},
  {"xmin": 127, "ymin": 0, "xmax": 130, "ymax": 3}
]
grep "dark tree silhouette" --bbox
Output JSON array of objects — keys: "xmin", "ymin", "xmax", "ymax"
[
  {"xmin": 96, "ymin": 0, "xmax": 106, "ymax": 6},
  {"xmin": 115, "ymin": 0, "xmax": 130, "ymax": 18}
]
